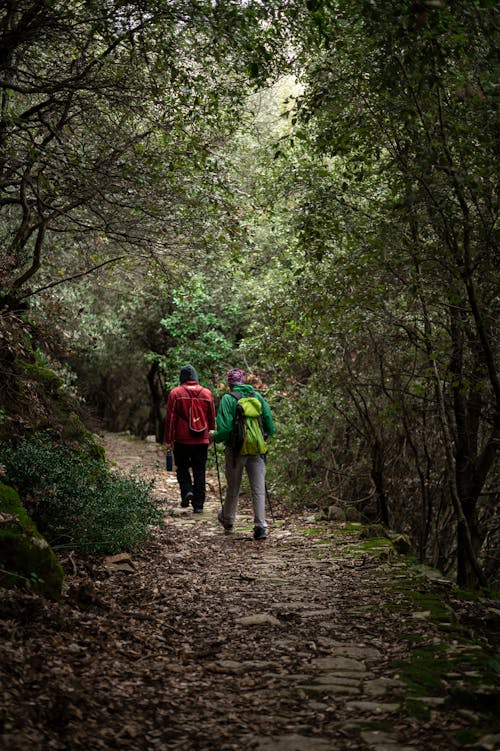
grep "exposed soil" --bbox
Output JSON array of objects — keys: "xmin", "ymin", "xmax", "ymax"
[{"xmin": 0, "ymin": 432, "xmax": 499, "ymax": 751}]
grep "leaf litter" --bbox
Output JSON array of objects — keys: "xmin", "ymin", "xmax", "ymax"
[{"xmin": 0, "ymin": 432, "xmax": 498, "ymax": 751}]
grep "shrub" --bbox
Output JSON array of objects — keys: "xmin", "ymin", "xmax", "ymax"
[{"xmin": 0, "ymin": 435, "xmax": 163, "ymax": 554}]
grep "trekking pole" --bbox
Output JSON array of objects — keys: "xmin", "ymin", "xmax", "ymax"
[
  {"xmin": 265, "ymin": 483, "xmax": 275, "ymax": 522},
  {"xmin": 213, "ymin": 442, "xmax": 223, "ymax": 507},
  {"xmin": 263, "ymin": 456, "xmax": 275, "ymax": 522}
]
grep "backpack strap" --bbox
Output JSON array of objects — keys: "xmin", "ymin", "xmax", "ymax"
[
  {"xmin": 229, "ymin": 389, "xmax": 254, "ymax": 401},
  {"xmin": 183, "ymin": 386, "xmax": 202, "ymax": 398}
]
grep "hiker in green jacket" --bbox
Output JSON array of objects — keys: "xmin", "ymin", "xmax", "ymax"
[{"xmin": 210, "ymin": 368, "xmax": 275, "ymax": 540}]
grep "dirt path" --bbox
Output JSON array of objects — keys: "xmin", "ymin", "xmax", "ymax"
[{"xmin": 1, "ymin": 432, "xmax": 498, "ymax": 751}]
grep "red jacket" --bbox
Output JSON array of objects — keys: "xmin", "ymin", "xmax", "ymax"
[{"xmin": 165, "ymin": 380, "xmax": 216, "ymax": 445}]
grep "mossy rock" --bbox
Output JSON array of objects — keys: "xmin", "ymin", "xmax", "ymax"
[
  {"xmin": 20, "ymin": 360, "xmax": 65, "ymax": 390},
  {"xmin": 359, "ymin": 523, "xmax": 389, "ymax": 539},
  {"xmin": 388, "ymin": 532, "xmax": 413, "ymax": 555},
  {"xmin": 319, "ymin": 504, "xmax": 347, "ymax": 522},
  {"xmin": 0, "ymin": 481, "xmax": 63, "ymax": 600}
]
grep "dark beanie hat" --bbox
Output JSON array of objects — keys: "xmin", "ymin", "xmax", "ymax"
[{"xmin": 180, "ymin": 365, "xmax": 199, "ymax": 384}]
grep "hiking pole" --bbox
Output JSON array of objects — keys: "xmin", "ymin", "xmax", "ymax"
[
  {"xmin": 263, "ymin": 456, "xmax": 275, "ymax": 522},
  {"xmin": 213, "ymin": 442, "xmax": 223, "ymax": 507},
  {"xmin": 264, "ymin": 454, "xmax": 276, "ymax": 522},
  {"xmin": 265, "ymin": 483, "xmax": 275, "ymax": 522}
]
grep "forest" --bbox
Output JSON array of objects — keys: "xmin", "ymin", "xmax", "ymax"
[{"xmin": 0, "ymin": 0, "xmax": 498, "ymax": 594}]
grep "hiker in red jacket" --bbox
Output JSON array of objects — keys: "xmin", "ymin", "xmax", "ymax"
[{"xmin": 165, "ymin": 365, "xmax": 215, "ymax": 513}]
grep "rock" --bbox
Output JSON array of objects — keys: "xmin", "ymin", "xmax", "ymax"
[
  {"xmin": 104, "ymin": 553, "xmax": 135, "ymax": 573},
  {"xmin": 235, "ymin": 614, "xmax": 282, "ymax": 626},
  {"xmin": 364, "ymin": 677, "xmax": 403, "ymax": 696},
  {"xmin": 0, "ymin": 481, "xmax": 63, "ymax": 600},
  {"xmin": 255, "ymin": 734, "xmax": 332, "ymax": 750},
  {"xmin": 360, "ymin": 730, "xmax": 415, "ymax": 751},
  {"xmin": 388, "ymin": 532, "xmax": 413, "ymax": 555},
  {"xmin": 473, "ymin": 734, "xmax": 500, "ymax": 750},
  {"xmin": 345, "ymin": 700, "xmax": 401, "ymax": 713},
  {"xmin": 360, "ymin": 524, "xmax": 389, "ymax": 539},
  {"xmin": 311, "ymin": 656, "xmax": 367, "ymax": 672},
  {"xmin": 321, "ymin": 505, "xmax": 347, "ymax": 522},
  {"xmin": 300, "ymin": 683, "xmax": 360, "ymax": 696},
  {"xmin": 345, "ymin": 507, "xmax": 364, "ymax": 522},
  {"xmin": 329, "ymin": 643, "xmax": 382, "ymax": 660}
]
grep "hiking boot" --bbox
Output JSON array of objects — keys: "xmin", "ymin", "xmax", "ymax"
[
  {"xmin": 193, "ymin": 507, "xmax": 203, "ymax": 514},
  {"xmin": 253, "ymin": 525, "xmax": 267, "ymax": 541},
  {"xmin": 217, "ymin": 509, "xmax": 233, "ymax": 533},
  {"xmin": 181, "ymin": 491, "xmax": 193, "ymax": 508}
]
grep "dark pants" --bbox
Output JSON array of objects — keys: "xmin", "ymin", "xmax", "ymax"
[{"xmin": 173, "ymin": 442, "xmax": 208, "ymax": 510}]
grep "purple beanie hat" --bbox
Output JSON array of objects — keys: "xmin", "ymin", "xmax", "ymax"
[{"xmin": 227, "ymin": 368, "xmax": 245, "ymax": 386}]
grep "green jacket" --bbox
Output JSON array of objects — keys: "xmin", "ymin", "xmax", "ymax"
[{"xmin": 212, "ymin": 384, "xmax": 275, "ymax": 446}]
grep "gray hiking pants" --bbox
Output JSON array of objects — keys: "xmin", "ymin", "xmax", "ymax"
[{"xmin": 223, "ymin": 448, "xmax": 267, "ymax": 528}]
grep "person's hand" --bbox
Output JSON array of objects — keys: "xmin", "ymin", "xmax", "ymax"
[
  {"xmin": 208, "ymin": 430, "xmax": 215, "ymax": 443},
  {"xmin": 165, "ymin": 442, "xmax": 173, "ymax": 451}
]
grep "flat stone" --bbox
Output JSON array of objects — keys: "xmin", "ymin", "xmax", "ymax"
[
  {"xmin": 474, "ymin": 734, "xmax": 500, "ymax": 750},
  {"xmin": 364, "ymin": 678, "xmax": 403, "ymax": 696},
  {"xmin": 364, "ymin": 745, "xmax": 415, "ymax": 751},
  {"xmin": 307, "ymin": 701, "xmax": 328, "ymax": 710},
  {"xmin": 331, "ymin": 644, "xmax": 382, "ymax": 660},
  {"xmin": 270, "ymin": 602, "xmax": 306, "ymax": 610},
  {"xmin": 345, "ymin": 701, "xmax": 401, "ymax": 713},
  {"xmin": 300, "ymin": 683, "xmax": 360, "ymax": 696},
  {"xmin": 360, "ymin": 731, "xmax": 399, "ymax": 745},
  {"xmin": 311, "ymin": 656, "xmax": 366, "ymax": 672},
  {"xmin": 314, "ymin": 673, "xmax": 361, "ymax": 687},
  {"xmin": 235, "ymin": 614, "xmax": 282, "ymax": 627},
  {"xmin": 411, "ymin": 696, "xmax": 447, "ymax": 707},
  {"xmin": 255, "ymin": 734, "xmax": 332, "ymax": 750}
]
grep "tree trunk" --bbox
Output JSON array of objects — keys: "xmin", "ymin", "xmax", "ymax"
[
  {"xmin": 147, "ymin": 361, "xmax": 165, "ymax": 443},
  {"xmin": 371, "ymin": 440, "xmax": 390, "ymax": 527}
]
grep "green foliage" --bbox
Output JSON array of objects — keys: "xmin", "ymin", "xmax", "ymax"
[
  {"xmin": 0, "ymin": 0, "xmax": 287, "ymax": 305},
  {"xmin": 2, "ymin": 0, "xmax": 497, "ymax": 591},
  {"xmin": 0, "ymin": 436, "xmax": 163, "ymax": 554},
  {"xmin": 223, "ymin": 0, "xmax": 499, "ymax": 589},
  {"xmin": 156, "ymin": 274, "xmax": 241, "ymax": 388}
]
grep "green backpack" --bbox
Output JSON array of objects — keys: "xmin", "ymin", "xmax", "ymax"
[{"xmin": 229, "ymin": 392, "xmax": 268, "ymax": 457}]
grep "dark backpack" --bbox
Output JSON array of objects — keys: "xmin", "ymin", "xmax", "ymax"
[
  {"xmin": 184, "ymin": 387, "xmax": 208, "ymax": 436},
  {"xmin": 229, "ymin": 391, "xmax": 268, "ymax": 458}
]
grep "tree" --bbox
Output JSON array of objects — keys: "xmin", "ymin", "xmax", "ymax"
[
  {"xmin": 234, "ymin": 0, "xmax": 498, "ymax": 587},
  {"xmin": 0, "ymin": 0, "xmax": 280, "ymax": 310}
]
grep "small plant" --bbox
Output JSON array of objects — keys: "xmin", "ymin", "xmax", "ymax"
[{"xmin": 0, "ymin": 435, "xmax": 163, "ymax": 554}]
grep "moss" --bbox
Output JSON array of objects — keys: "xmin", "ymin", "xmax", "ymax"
[
  {"xmin": 359, "ymin": 536, "xmax": 392, "ymax": 549},
  {"xmin": 404, "ymin": 697, "xmax": 432, "ymax": 720},
  {"xmin": 395, "ymin": 646, "xmax": 452, "ymax": 697},
  {"xmin": 454, "ymin": 726, "xmax": 500, "ymax": 746},
  {"xmin": 0, "ymin": 481, "xmax": 63, "ymax": 600},
  {"xmin": 408, "ymin": 591, "xmax": 457, "ymax": 623},
  {"xmin": 394, "ymin": 637, "xmax": 499, "ymax": 725},
  {"xmin": 340, "ymin": 522, "xmax": 364, "ymax": 532},
  {"xmin": 455, "ymin": 586, "xmax": 500, "ymax": 602},
  {"xmin": 359, "ymin": 523, "xmax": 389, "ymax": 539},
  {"xmin": 21, "ymin": 360, "xmax": 64, "ymax": 390},
  {"xmin": 327, "ymin": 523, "xmax": 364, "ymax": 536},
  {"xmin": 303, "ymin": 526, "xmax": 328, "ymax": 535}
]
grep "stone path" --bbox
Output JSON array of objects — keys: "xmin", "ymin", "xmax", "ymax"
[
  {"xmin": 3, "ymin": 431, "xmax": 495, "ymax": 751},
  {"xmin": 97, "ymin": 432, "xmax": 500, "ymax": 751}
]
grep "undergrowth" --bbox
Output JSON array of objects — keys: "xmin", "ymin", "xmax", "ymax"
[{"xmin": 0, "ymin": 434, "xmax": 163, "ymax": 554}]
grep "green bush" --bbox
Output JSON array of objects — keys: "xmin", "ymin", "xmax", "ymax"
[{"xmin": 0, "ymin": 435, "xmax": 163, "ymax": 554}]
